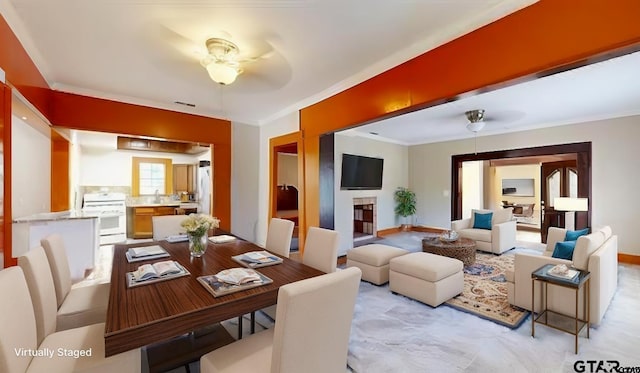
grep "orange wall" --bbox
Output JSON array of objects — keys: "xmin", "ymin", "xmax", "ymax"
[
  {"xmin": 298, "ymin": 0, "xmax": 640, "ymax": 235},
  {"xmin": 0, "ymin": 16, "xmax": 51, "ymax": 119},
  {"xmin": 51, "ymin": 130, "xmax": 70, "ymax": 212},
  {"xmin": 50, "ymin": 91, "xmax": 230, "ymax": 145}
]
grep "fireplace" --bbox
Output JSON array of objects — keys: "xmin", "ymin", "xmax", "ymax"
[{"xmin": 353, "ymin": 197, "xmax": 377, "ymax": 241}]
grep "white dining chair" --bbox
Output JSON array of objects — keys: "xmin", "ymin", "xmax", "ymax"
[
  {"xmin": 40, "ymin": 233, "xmax": 109, "ymax": 332},
  {"xmin": 302, "ymin": 227, "xmax": 340, "ymax": 273},
  {"xmin": 152, "ymin": 215, "xmax": 188, "ymax": 240},
  {"xmin": 252, "ymin": 218, "xmax": 295, "ymax": 324},
  {"xmin": 10, "ymin": 250, "xmax": 140, "ymax": 372},
  {"xmin": 200, "ymin": 267, "xmax": 362, "ymax": 373},
  {"xmin": 265, "ymin": 218, "xmax": 295, "ymax": 258}
]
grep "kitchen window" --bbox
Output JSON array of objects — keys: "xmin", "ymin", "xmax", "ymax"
[{"xmin": 132, "ymin": 157, "xmax": 173, "ymax": 196}]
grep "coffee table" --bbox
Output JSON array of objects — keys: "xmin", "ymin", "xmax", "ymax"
[{"xmin": 421, "ymin": 236, "xmax": 476, "ymax": 266}]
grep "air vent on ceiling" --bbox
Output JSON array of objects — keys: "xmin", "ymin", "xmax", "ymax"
[{"xmin": 174, "ymin": 101, "xmax": 196, "ymax": 107}]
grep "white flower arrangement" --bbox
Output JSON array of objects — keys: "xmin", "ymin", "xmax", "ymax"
[{"xmin": 181, "ymin": 214, "xmax": 220, "ymax": 237}]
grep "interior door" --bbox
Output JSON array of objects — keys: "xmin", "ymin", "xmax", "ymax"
[{"xmin": 540, "ymin": 160, "xmax": 578, "ymax": 242}]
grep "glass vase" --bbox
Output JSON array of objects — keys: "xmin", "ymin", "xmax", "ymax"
[{"xmin": 188, "ymin": 233, "xmax": 208, "ymax": 258}]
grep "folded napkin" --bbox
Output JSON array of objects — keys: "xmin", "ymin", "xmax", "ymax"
[{"xmin": 209, "ymin": 235, "xmax": 236, "ymax": 244}]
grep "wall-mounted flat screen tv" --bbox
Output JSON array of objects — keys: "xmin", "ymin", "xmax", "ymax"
[
  {"xmin": 501, "ymin": 178, "xmax": 535, "ymax": 197},
  {"xmin": 340, "ymin": 153, "xmax": 383, "ymax": 190}
]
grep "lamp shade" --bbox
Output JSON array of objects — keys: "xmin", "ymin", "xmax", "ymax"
[
  {"xmin": 205, "ymin": 62, "xmax": 239, "ymax": 85},
  {"xmin": 554, "ymin": 197, "xmax": 588, "ymax": 211}
]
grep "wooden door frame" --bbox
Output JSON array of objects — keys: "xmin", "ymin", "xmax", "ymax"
[
  {"xmin": 269, "ymin": 131, "xmax": 305, "ymax": 254},
  {"xmin": 452, "ymin": 142, "xmax": 592, "ymax": 230}
]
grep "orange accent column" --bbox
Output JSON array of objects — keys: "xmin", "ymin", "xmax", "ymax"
[
  {"xmin": 0, "ymin": 16, "xmax": 51, "ymax": 119},
  {"xmin": 51, "ymin": 130, "xmax": 70, "ymax": 212},
  {"xmin": 1, "ymin": 83, "xmax": 15, "ymax": 267},
  {"xmin": 213, "ymin": 143, "xmax": 231, "ymax": 231}
]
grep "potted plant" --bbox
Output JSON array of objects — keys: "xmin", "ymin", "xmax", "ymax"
[{"xmin": 394, "ymin": 187, "xmax": 416, "ymax": 231}]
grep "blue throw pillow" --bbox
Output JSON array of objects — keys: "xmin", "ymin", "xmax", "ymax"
[
  {"xmin": 472, "ymin": 212, "xmax": 493, "ymax": 230},
  {"xmin": 552, "ymin": 241, "xmax": 576, "ymax": 260},
  {"xmin": 565, "ymin": 228, "xmax": 590, "ymax": 241}
]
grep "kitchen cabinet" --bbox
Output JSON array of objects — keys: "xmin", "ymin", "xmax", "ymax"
[
  {"xmin": 132, "ymin": 206, "xmax": 178, "ymax": 238},
  {"xmin": 173, "ymin": 164, "xmax": 196, "ymax": 194}
]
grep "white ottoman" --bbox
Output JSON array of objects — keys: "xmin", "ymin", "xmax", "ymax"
[
  {"xmin": 346, "ymin": 244, "xmax": 409, "ymax": 285},
  {"xmin": 389, "ymin": 252, "xmax": 463, "ymax": 307}
]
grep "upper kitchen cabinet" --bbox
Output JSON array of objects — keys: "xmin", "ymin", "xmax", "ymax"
[
  {"xmin": 117, "ymin": 136, "xmax": 209, "ymax": 155},
  {"xmin": 173, "ymin": 164, "xmax": 196, "ymax": 194}
]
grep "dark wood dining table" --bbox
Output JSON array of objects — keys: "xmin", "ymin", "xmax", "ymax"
[{"xmin": 104, "ymin": 234, "xmax": 323, "ymax": 357}]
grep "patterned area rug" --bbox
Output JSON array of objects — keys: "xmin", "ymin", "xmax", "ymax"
[{"xmin": 444, "ymin": 252, "xmax": 529, "ymax": 328}]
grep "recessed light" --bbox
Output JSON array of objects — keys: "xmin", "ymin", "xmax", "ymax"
[
  {"xmin": 21, "ymin": 116, "xmax": 27, "ymax": 120},
  {"xmin": 369, "ymin": 132, "xmax": 379, "ymax": 135}
]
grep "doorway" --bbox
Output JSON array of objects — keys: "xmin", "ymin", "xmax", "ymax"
[
  {"xmin": 452, "ymin": 142, "xmax": 591, "ymax": 243},
  {"xmin": 269, "ymin": 132, "xmax": 304, "ymax": 253}
]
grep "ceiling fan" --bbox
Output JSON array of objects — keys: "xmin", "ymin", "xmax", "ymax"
[
  {"xmin": 465, "ymin": 109, "xmax": 486, "ymax": 132},
  {"xmin": 200, "ymin": 38, "xmax": 244, "ymax": 85},
  {"xmin": 464, "ymin": 109, "xmax": 525, "ymax": 133}
]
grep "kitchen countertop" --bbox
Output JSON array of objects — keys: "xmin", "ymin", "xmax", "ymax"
[
  {"xmin": 13, "ymin": 210, "xmax": 100, "ymax": 223},
  {"xmin": 126, "ymin": 202, "xmax": 199, "ymax": 209}
]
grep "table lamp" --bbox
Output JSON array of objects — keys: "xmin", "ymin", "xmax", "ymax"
[{"xmin": 554, "ymin": 197, "xmax": 588, "ymax": 229}]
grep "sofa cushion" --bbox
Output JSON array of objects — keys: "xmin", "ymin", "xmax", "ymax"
[
  {"xmin": 572, "ymin": 232, "xmax": 605, "ymax": 270},
  {"xmin": 492, "ymin": 207, "xmax": 513, "ymax": 225},
  {"xmin": 459, "ymin": 228, "xmax": 491, "ymax": 242},
  {"xmin": 565, "ymin": 228, "xmax": 590, "ymax": 241},
  {"xmin": 600, "ymin": 226, "xmax": 612, "ymax": 240},
  {"xmin": 472, "ymin": 212, "xmax": 493, "ymax": 230},
  {"xmin": 552, "ymin": 241, "xmax": 576, "ymax": 260}
]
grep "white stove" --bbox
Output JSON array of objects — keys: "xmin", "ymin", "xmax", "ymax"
[{"xmin": 82, "ymin": 192, "xmax": 127, "ymax": 244}]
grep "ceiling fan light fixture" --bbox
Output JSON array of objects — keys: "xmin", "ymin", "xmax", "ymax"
[
  {"xmin": 465, "ymin": 109, "xmax": 486, "ymax": 132},
  {"xmin": 205, "ymin": 62, "xmax": 239, "ymax": 85},
  {"xmin": 201, "ymin": 38, "xmax": 242, "ymax": 85}
]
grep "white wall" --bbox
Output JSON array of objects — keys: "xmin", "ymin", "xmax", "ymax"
[
  {"xmin": 461, "ymin": 160, "xmax": 483, "ymax": 218},
  {"xmin": 277, "ymin": 153, "xmax": 298, "ymax": 188},
  {"xmin": 492, "ymin": 164, "xmax": 541, "ymax": 225},
  {"xmin": 11, "ymin": 115, "xmax": 50, "ymax": 218},
  {"xmin": 256, "ymin": 112, "xmax": 299, "ymax": 246},
  {"xmin": 409, "ymin": 115, "xmax": 640, "ymax": 255},
  {"xmin": 78, "ymin": 146, "xmax": 201, "ymax": 187},
  {"xmin": 231, "ymin": 122, "xmax": 260, "ymax": 242},
  {"xmin": 335, "ymin": 133, "xmax": 408, "ymax": 256}
]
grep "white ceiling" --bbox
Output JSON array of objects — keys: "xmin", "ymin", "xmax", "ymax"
[
  {"xmin": 2, "ymin": 0, "xmax": 535, "ymax": 126},
  {"xmin": 345, "ymin": 50, "xmax": 640, "ymax": 145}
]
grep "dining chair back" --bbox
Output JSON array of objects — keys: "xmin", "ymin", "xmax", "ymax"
[
  {"xmin": 17, "ymin": 246, "xmax": 58, "ymax": 346},
  {"xmin": 152, "ymin": 215, "xmax": 188, "ymax": 240},
  {"xmin": 0, "ymin": 267, "xmax": 38, "ymax": 373},
  {"xmin": 302, "ymin": 227, "xmax": 339, "ymax": 273},
  {"xmin": 200, "ymin": 267, "xmax": 362, "ymax": 373},
  {"xmin": 40, "ymin": 234, "xmax": 72, "ymax": 307},
  {"xmin": 265, "ymin": 218, "xmax": 295, "ymax": 258},
  {"xmin": 40, "ymin": 234, "xmax": 109, "ymax": 332},
  {"xmin": 0, "ymin": 266, "xmax": 141, "ymax": 372}
]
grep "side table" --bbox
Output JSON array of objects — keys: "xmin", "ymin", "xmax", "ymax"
[{"xmin": 531, "ymin": 264, "xmax": 590, "ymax": 354}]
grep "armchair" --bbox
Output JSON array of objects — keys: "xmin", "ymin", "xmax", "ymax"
[{"xmin": 451, "ymin": 208, "xmax": 516, "ymax": 254}]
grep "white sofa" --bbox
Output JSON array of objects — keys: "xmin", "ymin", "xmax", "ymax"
[
  {"xmin": 451, "ymin": 208, "xmax": 516, "ymax": 254},
  {"xmin": 505, "ymin": 226, "xmax": 618, "ymax": 325}
]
